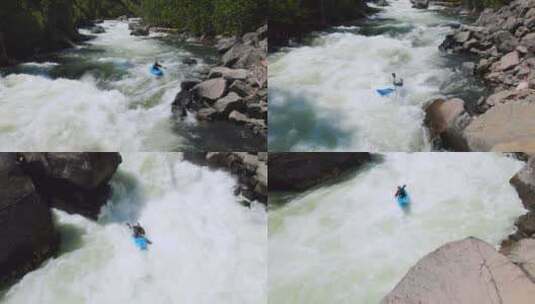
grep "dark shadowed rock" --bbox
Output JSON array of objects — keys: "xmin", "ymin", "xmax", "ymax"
[
  {"xmin": 382, "ymin": 238, "xmax": 535, "ymax": 304},
  {"xmin": 268, "ymin": 153, "xmax": 374, "ymax": 192},
  {"xmin": 0, "ymin": 153, "xmax": 58, "ymax": 284},
  {"xmin": 19, "ymin": 153, "xmax": 122, "ymax": 219},
  {"xmin": 424, "ymin": 98, "xmax": 470, "ymax": 151},
  {"xmin": 511, "ymin": 157, "xmax": 535, "ymax": 211},
  {"xmin": 182, "ymin": 58, "xmax": 198, "ymax": 65}
]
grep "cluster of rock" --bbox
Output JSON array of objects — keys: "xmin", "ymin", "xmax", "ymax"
[
  {"xmin": 172, "ymin": 25, "xmax": 268, "ymax": 140},
  {"xmin": 128, "ymin": 18, "xmax": 150, "ymax": 36},
  {"xmin": 268, "ymin": 153, "xmax": 375, "ymax": 192},
  {"xmin": 183, "ymin": 152, "xmax": 267, "ymax": 205},
  {"xmin": 425, "ymin": 0, "xmax": 535, "ymax": 151},
  {"xmin": 0, "ymin": 153, "xmax": 121, "ymax": 284}
]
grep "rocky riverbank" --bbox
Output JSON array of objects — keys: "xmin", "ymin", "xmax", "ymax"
[
  {"xmin": 183, "ymin": 152, "xmax": 267, "ymax": 206},
  {"xmin": 171, "ymin": 26, "xmax": 268, "ymax": 143},
  {"xmin": 0, "ymin": 153, "xmax": 121, "ymax": 285},
  {"xmin": 268, "ymin": 153, "xmax": 375, "ymax": 192},
  {"xmin": 425, "ymin": 0, "xmax": 535, "ymax": 152}
]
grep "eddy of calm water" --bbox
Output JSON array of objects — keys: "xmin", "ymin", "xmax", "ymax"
[
  {"xmin": 268, "ymin": 0, "xmax": 482, "ymax": 152},
  {"xmin": 268, "ymin": 153, "xmax": 525, "ymax": 304},
  {"xmin": 1, "ymin": 153, "xmax": 267, "ymax": 304}
]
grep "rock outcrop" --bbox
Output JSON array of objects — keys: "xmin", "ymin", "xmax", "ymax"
[
  {"xmin": 382, "ymin": 238, "xmax": 535, "ymax": 304},
  {"xmin": 18, "ymin": 153, "xmax": 122, "ymax": 219},
  {"xmin": 424, "ymin": 98, "xmax": 471, "ymax": 150},
  {"xmin": 172, "ymin": 25, "xmax": 268, "ymax": 140},
  {"xmin": 438, "ymin": 0, "xmax": 535, "ymax": 152},
  {"xmin": 0, "ymin": 153, "xmax": 59, "ymax": 285},
  {"xmin": 268, "ymin": 153, "xmax": 375, "ymax": 192},
  {"xmin": 183, "ymin": 152, "xmax": 267, "ymax": 205}
]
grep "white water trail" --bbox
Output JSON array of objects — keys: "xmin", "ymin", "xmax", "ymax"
[
  {"xmin": 269, "ymin": 0, "xmax": 455, "ymax": 151},
  {"xmin": 2, "ymin": 153, "xmax": 267, "ymax": 304},
  {"xmin": 0, "ymin": 21, "xmax": 208, "ymax": 151},
  {"xmin": 268, "ymin": 153, "xmax": 525, "ymax": 303}
]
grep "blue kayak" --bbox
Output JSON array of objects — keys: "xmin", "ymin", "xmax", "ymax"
[
  {"xmin": 134, "ymin": 236, "xmax": 149, "ymax": 250},
  {"xmin": 376, "ymin": 87, "xmax": 395, "ymax": 97},
  {"xmin": 150, "ymin": 66, "xmax": 163, "ymax": 77},
  {"xmin": 396, "ymin": 194, "xmax": 410, "ymax": 208}
]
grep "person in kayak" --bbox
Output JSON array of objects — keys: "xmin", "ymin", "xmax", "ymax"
[
  {"xmin": 395, "ymin": 185, "xmax": 408, "ymax": 198},
  {"xmin": 127, "ymin": 223, "xmax": 152, "ymax": 244},
  {"xmin": 152, "ymin": 60, "xmax": 163, "ymax": 71},
  {"xmin": 392, "ymin": 73, "xmax": 404, "ymax": 88}
]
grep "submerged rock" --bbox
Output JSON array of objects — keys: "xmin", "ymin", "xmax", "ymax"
[
  {"xmin": 382, "ymin": 238, "xmax": 535, "ymax": 304},
  {"xmin": 0, "ymin": 153, "xmax": 59, "ymax": 284}
]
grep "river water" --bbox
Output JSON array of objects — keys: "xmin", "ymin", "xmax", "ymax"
[
  {"xmin": 0, "ymin": 21, "xmax": 263, "ymax": 151},
  {"xmin": 1, "ymin": 153, "xmax": 267, "ymax": 304},
  {"xmin": 268, "ymin": 0, "xmax": 483, "ymax": 151},
  {"xmin": 268, "ymin": 153, "xmax": 524, "ymax": 303}
]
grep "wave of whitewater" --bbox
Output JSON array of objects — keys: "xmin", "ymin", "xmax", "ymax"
[
  {"xmin": 268, "ymin": 153, "xmax": 525, "ymax": 303},
  {"xmin": 0, "ymin": 21, "xmax": 213, "ymax": 151},
  {"xmin": 1, "ymin": 154, "xmax": 267, "ymax": 304},
  {"xmin": 269, "ymin": 0, "xmax": 469, "ymax": 151}
]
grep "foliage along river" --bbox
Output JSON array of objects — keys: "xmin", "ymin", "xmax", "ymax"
[
  {"xmin": 268, "ymin": 0, "xmax": 483, "ymax": 152},
  {"xmin": 0, "ymin": 21, "xmax": 264, "ymax": 151}
]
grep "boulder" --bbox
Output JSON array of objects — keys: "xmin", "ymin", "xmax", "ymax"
[
  {"xmin": 229, "ymin": 80, "xmax": 255, "ymax": 97},
  {"xmin": 182, "ymin": 58, "xmax": 197, "ymax": 65},
  {"xmin": 256, "ymin": 24, "xmax": 267, "ymax": 40},
  {"xmin": 382, "ymin": 238, "xmax": 535, "ymax": 304},
  {"xmin": 222, "ymin": 43, "xmax": 264, "ymax": 69},
  {"xmin": 215, "ymin": 36, "xmax": 238, "ymax": 54},
  {"xmin": 130, "ymin": 26, "xmax": 149, "ymax": 36},
  {"xmin": 424, "ymin": 98, "xmax": 469, "ymax": 151},
  {"xmin": 521, "ymin": 33, "xmax": 535, "ymax": 53},
  {"xmin": 411, "ymin": 0, "xmax": 429, "ymax": 9},
  {"xmin": 228, "ymin": 110, "xmax": 249, "ymax": 124},
  {"xmin": 208, "ymin": 67, "xmax": 248, "ymax": 80},
  {"xmin": 196, "ymin": 107, "xmax": 217, "ymax": 121},
  {"xmin": 193, "ymin": 78, "xmax": 227, "ymax": 102},
  {"xmin": 516, "ymin": 213, "xmax": 535, "ymax": 238},
  {"xmin": 494, "ymin": 31, "xmax": 519, "ymax": 53},
  {"xmin": 498, "ymin": 51, "xmax": 520, "ymax": 71},
  {"xmin": 90, "ymin": 26, "xmax": 105, "ymax": 34},
  {"xmin": 0, "ymin": 153, "xmax": 58, "ymax": 284},
  {"xmin": 511, "ymin": 158, "xmax": 535, "ymax": 211},
  {"xmin": 213, "ymin": 92, "xmax": 245, "ymax": 117},
  {"xmin": 507, "ymin": 238, "xmax": 535, "ymax": 281},
  {"xmin": 19, "ymin": 153, "xmax": 122, "ymax": 219},
  {"xmin": 268, "ymin": 153, "xmax": 374, "ymax": 192},
  {"xmin": 464, "ymin": 101, "xmax": 535, "ymax": 152}
]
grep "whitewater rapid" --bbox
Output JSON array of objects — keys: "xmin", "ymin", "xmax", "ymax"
[
  {"xmin": 1, "ymin": 154, "xmax": 267, "ymax": 304},
  {"xmin": 268, "ymin": 153, "xmax": 525, "ymax": 303},
  {"xmin": 269, "ymin": 0, "xmax": 478, "ymax": 151},
  {"xmin": 0, "ymin": 21, "xmax": 258, "ymax": 151}
]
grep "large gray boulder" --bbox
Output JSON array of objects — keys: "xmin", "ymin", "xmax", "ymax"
[
  {"xmin": 463, "ymin": 100, "xmax": 535, "ymax": 152},
  {"xmin": 193, "ymin": 78, "xmax": 227, "ymax": 102},
  {"xmin": 424, "ymin": 98, "xmax": 470, "ymax": 151},
  {"xmin": 382, "ymin": 238, "xmax": 535, "ymax": 304},
  {"xmin": 222, "ymin": 43, "xmax": 265, "ymax": 69},
  {"xmin": 0, "ymin": 153, "xmax": 58, "ymax": 284},
  {"xmin": 213, "ymin": 92, "xmax": 245, "ymax": 117},
  {"xmin": 19, "ymin": 153, "xmax": 122, "ymax": 219},
  {"xmin": 411, "ymin": 0, "xmax": 429, "ymax": 9}
]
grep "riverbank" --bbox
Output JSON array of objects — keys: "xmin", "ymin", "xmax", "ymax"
[{"xmin": 425, "ymin": 0, "xmax": 535, "ymax": 152}]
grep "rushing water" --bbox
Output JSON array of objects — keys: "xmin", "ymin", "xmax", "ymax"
[
  {"xmin": 268, "ymin": 0, "xmax": 484, "ymax": 152},
  {"xmin": 1, "ymin": 153, "xmax": 267, "ymax": 304},
  {"xmin": 0, "ymin": 21, "xmax": 263, "ymax": 151},
  {"xmin": 268, "ymin": 153, "xmax": 525, "ymax": 303}
]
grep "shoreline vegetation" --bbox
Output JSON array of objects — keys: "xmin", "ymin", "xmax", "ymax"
[{"xmin": 0, "ymin": 0, "xmax": 266, "ymax": 67}]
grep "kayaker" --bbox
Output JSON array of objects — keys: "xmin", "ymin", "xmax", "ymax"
[
  {"xmin": 395, "ymin": 185, "xmax": 407, "ymax": 198},
  {"xmin": 153, "ymin": 60, "xmax": 163, "ymax": 70},
  {"xmin": 128, "ymin": 223, "xmax": 152, "ymax": 244},
  {"xmin": 392, "ymin": 73, "xmax": 404, "ymax": 88}
]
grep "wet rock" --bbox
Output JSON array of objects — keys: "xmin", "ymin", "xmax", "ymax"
[
  {"xmin": 516, "ymin": 213, "xmax": 535, "ymax": 237},
  {"xmin": 228, "ymin": 110, "xmax": 249, "ymax": 124},
  {"xmin": 196, "ymin": 107, "xmax": 217, "ymax": 121},
  {"xmin": 19, "ymin": 153, "xmax": 122, "ymax": 219},
  {"xmin": 130, "ymin": 26, "xmax": 150, "ymax": 36},
  {"xmin": 0, "ymin": 153, "xmax": 58, "ymax": 284},
  {"xmin": 461, "ymin": 62, "xmax": 475, "ymax": 74},
  {"xmin": 382, "ymin": 238, "xmax": 535, "ymax": 304},
  {"xmin": 268, "ymin": 153, "xmax": 374, "ymax": 192},
  {"xmin": 91, "ymin": 26, "xmax": 105, "ymax": 34},
  {"xmin": 208, "ymin": 67, "xmax": 248, "ymax": 80},
  {"xmin": 511, "ymin": 157, "xmax": 535, "ymax": 211},
  {"xmin": 182, "ymin": 58, "xmax": 198, "ymax": 65},
  {"xmin": 193, "ymin": 78, "xmax": 227, "ymax": 102},
  {"xmin": 424, "ymin": 98, "xmax": 469, "ymax": 151},
  {"xmin": 181, "ymin": 80, "xmax": 200, "ymax": 91},
  {"xmin": 411, "ymin": 0, "xmax": 429, "ymax": 9}
]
